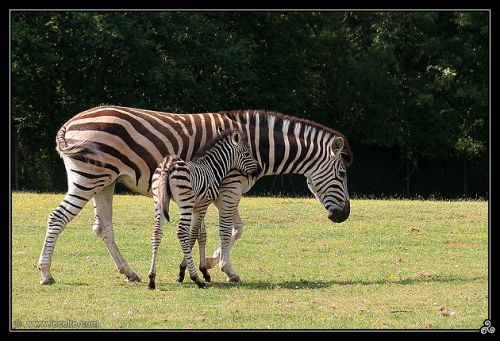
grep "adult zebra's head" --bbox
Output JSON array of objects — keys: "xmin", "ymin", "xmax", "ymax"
[{"xmin": 305, "ymin": 135, "xmax": 352, "ymax": 223}]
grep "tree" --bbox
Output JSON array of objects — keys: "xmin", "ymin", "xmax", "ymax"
[{"xmin": 11, "ymin": 11, "xmax": 488, "ymax": 197}]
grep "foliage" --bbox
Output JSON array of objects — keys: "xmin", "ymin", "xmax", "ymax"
[{"xmin": 11, "ymin": 11, "xmax": 489, "ymax": 196}]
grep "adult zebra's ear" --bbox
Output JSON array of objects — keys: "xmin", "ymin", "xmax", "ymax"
[
  {"xmin": 231, "ymin": 130, "xmax": 242, "ymax": 145},
  {"xmin": 330, "ymin": 136, "xmax": 344, "ymax": 158}
]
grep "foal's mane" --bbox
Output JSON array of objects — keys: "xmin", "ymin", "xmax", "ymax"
[{"xmin": 192, "ymin": 127, "xmax": 244, "ymax": 160}]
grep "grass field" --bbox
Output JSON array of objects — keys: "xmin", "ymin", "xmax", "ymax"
[{"xmin": 11, "ymin": 192, "xmax": 489, "ymax": 330}]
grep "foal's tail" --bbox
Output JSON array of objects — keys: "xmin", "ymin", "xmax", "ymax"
[{"xmin": 156, "ymin": 160, "xmax": 172, "ymax": 222}]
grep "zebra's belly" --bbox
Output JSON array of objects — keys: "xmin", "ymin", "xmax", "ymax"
[
  {"xmin": 117, "ymin": 175, "xmax": 153, "ymax": 197},
  {"xmin": 115, "ymin": 172, "xmax": 261, "ymax": 199},
  {"xmin": 240, "ymin": 174, "xmax": 260, "ymax": 194}
]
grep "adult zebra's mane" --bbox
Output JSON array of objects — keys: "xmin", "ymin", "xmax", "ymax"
[{"xmin": 220, "ymin": 109, "xmax": 353, "ymax": 166}]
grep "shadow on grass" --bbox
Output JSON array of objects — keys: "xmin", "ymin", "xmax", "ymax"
[
  {"xmin": 57, "ymin": 281, "xmax": 92, "ymax": 286},
  {"xmin": 152, "ymin": 275, "xmax": 486, "ymax": 291}
]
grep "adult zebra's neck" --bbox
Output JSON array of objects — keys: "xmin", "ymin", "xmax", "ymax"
[{"xmin": 225, "ymin": 110, "xmax": 346, "ymax": 177}]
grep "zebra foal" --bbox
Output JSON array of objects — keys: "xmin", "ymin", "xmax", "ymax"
[{"xmin": 149, "ymin": 128, "xmax": 260, "ymax": 289}]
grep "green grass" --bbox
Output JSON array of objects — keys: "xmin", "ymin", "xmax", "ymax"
[{"xmin": 11, "ymin": 193, "xmax": 489, "ymax": 330}]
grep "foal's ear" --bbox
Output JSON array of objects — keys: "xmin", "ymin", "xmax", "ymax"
[
  {"xmin": 330, "ymin": 136, "xmax": 344, "ymax": 158},
  {"xmin": 231, "ymin": 130, "xmax": 242, "ymax": 145},
  {"xmin": 217, "ymin": 126, "xmax": 225, "ymax": 136}
]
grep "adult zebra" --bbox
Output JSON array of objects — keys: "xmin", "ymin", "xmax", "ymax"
[{"xmin": 38, "ymin": 106, "xmax": 352, "ymax": 285}]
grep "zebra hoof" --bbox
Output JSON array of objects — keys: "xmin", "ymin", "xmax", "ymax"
[
  {"xmin": 177, "ymin": 267, "xmax": 186, "ymax": 282},
  {"xmin": 148, "ymin": 281, "xmax": 156, "ymax": 290},
  {"xmin": 227, "ymin": 275, "xmax": 241, "ymax": 283},
  {"xmin": 200, "ymin": 267, "xmax": 211, "ymax": 282},
  {"xmin": 191, "ymin": 275, "xmax": 206, "ymax": 288},
  {"xmin": 196, "ymin": 281, "xmax": 207, "ymax": 289},
  {"xmin": 124, "ymin": 273, "xmax": 141, "ymax": 283},
  {"xmin": 176, "ymin": 273, "xmax": 185, "ymax": 283},
  {"xmin": 40, "ymin": 276, "xmax": 56, "ymax": 285}
]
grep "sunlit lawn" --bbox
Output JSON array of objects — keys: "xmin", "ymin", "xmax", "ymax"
[{"xmin": 11, "ymin": 193, "xmax": 488, "ymax": 329}]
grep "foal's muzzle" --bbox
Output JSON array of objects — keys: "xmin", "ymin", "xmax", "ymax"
[{"xmin": 250, "ymin": 164, "xmax": 262, "ymax": 176}]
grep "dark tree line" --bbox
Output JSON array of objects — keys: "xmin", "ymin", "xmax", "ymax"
[{"xmin": 11, "ymin": 11, "xmax": 489, "ymax": 198}]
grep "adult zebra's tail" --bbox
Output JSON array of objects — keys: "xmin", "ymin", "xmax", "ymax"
[{"xmin": 55, "ymin": 123, "xmax": 92, "ymax": 158}]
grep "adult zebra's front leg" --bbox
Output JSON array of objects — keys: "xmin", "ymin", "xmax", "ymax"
[
  {"xmin": 213, "ymin": 185, "xmax": 243, "ymax": 283},
  {"xmin": 92, "ymin": 183, "xmax": 140, "ymax": 283},
  {"xmin": 204, "ymin": 209, "xmax": 244, "ymax": 273}
]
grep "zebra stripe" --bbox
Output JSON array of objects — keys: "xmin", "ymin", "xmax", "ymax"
[
  {"xmin": 283, "ymin": 122, "xmax": 302, "ymax": 174},
  {"xmin": 274, "ymin": 118, "xmax": 290, "ymax": 174}
]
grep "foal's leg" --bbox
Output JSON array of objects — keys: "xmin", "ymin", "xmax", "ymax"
[
  {"xmin": 197, "ymin": 212, "xmax": 211, "ymax": 282},
  {"xmin": 148, "ymin": 205, "xmax": 165, "ymax": 290},
  {"xmin": 205, "ymin": 175, "xmax": 244, "ymax": 273},
  {"xmin": 177, "ymin": 204, "xmax": 206, "ymax": 288},
  {"xmin": 206, "ymin": 183, "xmax": 244, "ymax": 283},
  {"xmin": 217, "ymin": 201, "xmax": 242, "ymax": 283},
  {"xmin": 177, "ymin": 207, "xmax": 210, "ymax": 283}
]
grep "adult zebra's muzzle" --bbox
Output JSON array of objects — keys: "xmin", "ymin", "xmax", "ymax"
[{"xmin": 328, "ymin": 200, "xmax": 350, "ymax": 223}]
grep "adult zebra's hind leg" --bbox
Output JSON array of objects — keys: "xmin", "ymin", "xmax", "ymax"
[
  {"xmin": 38, "ymin": 191, "xmax": 92, "ymax": 285},
  {"xmin": 92, "ymin": 183, "xmax": 141, "ymax": 283}
]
